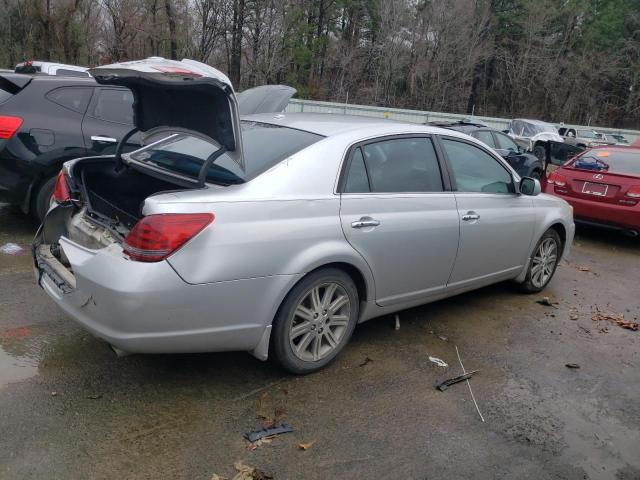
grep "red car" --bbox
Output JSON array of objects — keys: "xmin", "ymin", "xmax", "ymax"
[{"xmin": 543, "ymin": 146, "xmax": 640, "ymax": 236}]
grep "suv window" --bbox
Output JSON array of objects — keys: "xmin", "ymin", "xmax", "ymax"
[
  {"xmin": 54, "ymin": 69, "xmax": 90, "ymax": 78},
  {"xmin": 441, "ymin": 138, "xmax": 514, "ymax": 193},
  {"xmin": 92, "ymin": 89, "xmax": 134, "ymax": 124},
  {"xmin": 344, "ymin": 137, "xmax": 443, "ymax": 193},
  {"xmin": 494, "ymin": 132, "xmax": 519, "ymax": 152},
  {"xmin": 473, "ymin": 130, "xmax": 496, "ymax": 148},
  {"xmin": 0, "ymin": 88, "xmax": 13, "ymax": 105},
  {"xmin": 46, "ymin": 87, "xmax": 93, "ymax": 113}
]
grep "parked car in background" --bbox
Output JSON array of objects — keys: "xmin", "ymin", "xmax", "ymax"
[
  {"xmin": 507, "ymin": 119, "xmax": 564, "ymax": 162},
  {"xmin": 15, "ymin": 61, "xmax": 90, "ymax": 77},
  {"xmin": 558, "ymin": 127, "xmax": 613, "ymax": 148},
  {"xmin": 604, "ymin": 133, "xmax": 630, "ymax": 145},
  {"xmin": 236, "ymin": 84, "xmax": 296, "ymax": 115},
  {"xmin": 34, "ymin": 57, "xmax": 574, "ymax": 374},
  {"xmin": 430, "ymin": 120, "xmax": 544, "ymax": 178},
  {"xmin": 0, "ymin": 72, "xmax": 135, "ymax": 220},
  {"xmin": 544, "ymin": 146, "xmax": 640, "ymax": 237}
]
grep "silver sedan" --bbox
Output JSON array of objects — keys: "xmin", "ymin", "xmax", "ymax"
[{"xmin": 34, "ymin": 58, "xmax": 574, "ymax": 373}]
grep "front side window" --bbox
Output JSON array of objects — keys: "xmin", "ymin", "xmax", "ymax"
[
  {"xmin": 92, "ymin": 89, "xmax": 134, "ymax": 124},
  {"xmin": 495, "ymin": 132, "xmax": 519, "ymax": 152},
  {"xmin": 441, "ymin": 138, "xmax": 514, "ymax": 194},
  {"xmin": 344, "ymin": 137, "xmax": 443, "ymax": 193}
]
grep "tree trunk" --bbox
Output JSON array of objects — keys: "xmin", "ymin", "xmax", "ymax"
[
  {"xmin": 164, "ymin": 0, "xmax": 178, "ymax": 60},
  {"xmin": 229, "ymin": 0, "xmax": 245, "ymax": 88}
]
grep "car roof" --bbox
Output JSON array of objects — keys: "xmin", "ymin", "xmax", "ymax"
[
  {"xmin": 514, "ymin": 118, "xmax": 556, "ymax": 126},
  {"xmin": 242, "ymin": 112, "xmax": 459, "ymax": 138}
]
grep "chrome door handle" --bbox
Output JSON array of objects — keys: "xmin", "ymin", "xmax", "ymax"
[
  {"xmin": 91, "ymin": 135, "xmax": 117, "ymax": 143},
  {"xmin": 351, "ymin": 218, "xmax": 380, "ymax": 228},
  {"xmin": 462, "ymin": 213, "xmax": 480, "ymax": 221}
]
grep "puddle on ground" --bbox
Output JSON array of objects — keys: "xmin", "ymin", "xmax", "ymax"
[{"xmin": 0, "ymin": 343, "xmax": 38, "ymax": 390}]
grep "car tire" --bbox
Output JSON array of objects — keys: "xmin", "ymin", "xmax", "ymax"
[
  {"xmin": 529, "ymin": 168, "xmax": 543, "ymax": 180},
  {"xmin": 517, "ymin": 229, "xmax": 562, "ymax": 293},
  {"xmin": 533, "ymin": 144, "xmax": 546, "ymax": 162},
  {"xmin": 32, "ymin": 175, "xmax": 57, "ymax": 223},
  {"xmin": 270, "ymin": 268, "xmax": 359, "ymax": 374}
]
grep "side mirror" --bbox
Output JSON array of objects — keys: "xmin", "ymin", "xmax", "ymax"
[{"xmin": 520, "ymin": 177, "xmax": 541, "ymax": 196}]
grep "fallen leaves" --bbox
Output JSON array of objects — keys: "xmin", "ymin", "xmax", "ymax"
[
  {"xmin": 359, "ymin": 356, "xmax": 373, "ymax": 367},
  {"xmin": 592, "ymin": 311, "xmax": 639, "ymax": 331},
  {"xmin": 298, "ymin": 440, "xmax": 316, "ymax": 450}
]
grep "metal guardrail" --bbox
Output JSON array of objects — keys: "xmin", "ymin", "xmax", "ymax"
[{"xmin": 286, "ymin": 99, "xmax": 640, "ymax": 143}]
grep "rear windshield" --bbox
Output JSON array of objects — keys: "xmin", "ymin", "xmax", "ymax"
[
  {"xmin": 572, "ymin": 150, "xmax": 640, "ymax": 175},
  {"xmin": 128, "ymin": 121, "xmax": 323, "ymax": 185}
]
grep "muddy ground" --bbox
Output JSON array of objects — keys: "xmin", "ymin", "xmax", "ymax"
[{"xmin": 0, "ymin": 202, "xmax": 638, "ymax": 480}]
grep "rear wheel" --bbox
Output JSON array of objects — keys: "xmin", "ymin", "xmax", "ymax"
[
  {"xmin": 32, "ymin": 176, "xmax": 56, "ymax": 223},
  {"xmin": 271, "ymin": 268, "xmax": 359, "ymax": 374},
  {"xmin": 517, "ymin": 229, "xmax": 562, "ymax": 293}
]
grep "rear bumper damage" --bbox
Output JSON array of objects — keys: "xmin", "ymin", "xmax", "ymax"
[{"xmin": 34, "ymin": 230, "xmax": 296, "ymax": 358}]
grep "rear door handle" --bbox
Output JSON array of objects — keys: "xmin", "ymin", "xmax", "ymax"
[
  {"xmin": 462, "ymin": 212, "xmax": 480, "ymax": 221},
  {"xmin": 91, "ymin": 135, "xmax": 117, "ymax": 143},
  {"xmin": 351, "ymin": 217, "xmax": 380, "ymax": 228}
]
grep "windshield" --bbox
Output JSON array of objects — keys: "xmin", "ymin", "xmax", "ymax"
[
  {"xmin": 572, "ymin": 150, "xmax": 640, "ymax": 175},
  {"xmin": 577, "ymin": 130, "xmax": 597, "ymax": 139},
  {"xmin": 128, "ymin": 121, "xmax": 324, "ymax": 185},
  {"xmin": 525, "ymin": 122, "xmax": 558, "ymax": 136}
]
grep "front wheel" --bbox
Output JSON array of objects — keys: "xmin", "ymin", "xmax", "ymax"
[
  {"xmin": 32, "ymin": 175, "xmax": 57, "ymax": 223},
  {"xmin": 517, "ymin": 229, "xmax": 562, "ymax": 293},
  {"xmin": 270, "ymin": 268, "xmax": 359, "ymax": 374}
]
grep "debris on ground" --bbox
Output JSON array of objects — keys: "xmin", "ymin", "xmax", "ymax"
[
  {"xmin": 50, "ymin": 391, "xmax": 57, "ymax": 396},
  {"xmin": 577, "ymin": 266, "xmax": 591, "ymax": 272},
  {"xmin": 298, "ymin": 440, "xmax": 316, "ymax": 450},
  {"xmin": 435, "ymin": 370, "xmax": 479, "ymax": 391},
  {"xmin": 394, "ymin": 314, "xmax": 400, "ymax": 331},
  {"xmin": 359, "ymin": 356, "xmax": 373, "ymax": 367},
  {"xmin": 86, "ymin": 394, "xmax": 102, "ymax": 400},
  {"xmin": 246, "ymin": 438, "xmax": 272, "ymax": 450},
  {"xmin": 578, "ymin": 325, "xmax": 591, "ymax": 335},
  {"xmin": 438, "ymin": 335, "xmax": 448, "ymax": 341},
  {"xmin": 428, "ymin": 356, "xmax": 448, "ymax": 367},
  {"xmin": 216, "ymin": 462, "xmax": 272, "ymax": 480},
  {"xmin": 244, "ymin": 422, "xmax": 293, "ymax": 443},
  {"xmin": 565, "ymin": 363, "xmax": 580, "ymax": 369},
  {"xmin": 592, "ymin": 310, "xmax": 639, "ymax": 331},
  {"xmin": 536, "ymin": 296, "xmax": 559, "ymax": 308},
  {"xmin": 454, "ymin": 346, "xmax": 485, "ymax": 422},
  {"xmin": 0, "ymin": 242, "xmax": 23, "ymax": 255},
  {"xmin": 569, "ymin": 313, "xmax": 579, "ymax": 321}
]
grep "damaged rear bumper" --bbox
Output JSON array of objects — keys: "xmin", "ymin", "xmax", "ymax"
[{"xmin": 34, "ymin": 233, "xmax": 296, "ymax": 358}]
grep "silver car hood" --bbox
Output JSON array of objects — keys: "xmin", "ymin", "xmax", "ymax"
[
  {"xmin": 89, "ymin": 57, "xmax": 244, "ymax": 171},
  {"xmin": 531, "ymin": 132, "xmax": 564, "ymax": 143}
]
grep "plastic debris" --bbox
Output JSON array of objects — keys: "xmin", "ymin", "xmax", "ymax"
[
  {"xmin": 298, "ymin": 440, "xmax": 316, "ymax": 450},
  {"xmin": 359, "ymin": 356, "xmax": 373, "ymax": 367},
  {"xmin": 536, "ymin": 297, "xmax": 559, "ymax": 308},
  {"xmin": 0, "ymin": 243, "xmax": 23, "ymax": 255},
  {"xmin": 428, "ymin": 356, "xmax": 448, "ymax": 367},
  {"xmin": 244, "ymin": 422, "xmax": 293, "ymax": 443},
  {"xmin": 565, "ymin": 363, "xmax": 580, "ymax": 369}
]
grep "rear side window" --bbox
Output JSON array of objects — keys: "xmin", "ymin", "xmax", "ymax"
[
  {"xmin": 92, "ymin": 89, "xmax": 134, "ymax": 124},
  {"xmin": 573, "ymin": 150, "xmax": 640, "ymax": 175},
  {"xmin": 344, "ymin": 137, "xmax": 443, "ymax": 193},
  {"xmin": 54, "ymin": 69, "xmax": 90, "ymax": 78},
  {"xmin": 46, "ymin": 87, "xmax": 93, "ymax": 113},
  {"xmin": 473, "ymin": 130, "xmax": 496, "ymax": 148},
  {"xmin": 441, "ymin": 138, "xmax": 514, "ymax": 193},
  {"xmin": 495, "ymin": 132, "xmax": 519, "ymax": 152}
]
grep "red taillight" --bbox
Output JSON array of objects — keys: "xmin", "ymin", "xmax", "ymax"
[
  {"xmin": 547, "ymin": 171, "xmax": 567, "ymax": 187},
  {"xmin": 123, "ymin": 213, "xmax": 214, "ymax": 262},
  {"xmin": 52, "ymin": 170, "xmax": 71, "ymax": 202},
  {"xmin": 626, "ymin": 186, "xmax": 640, "ymax": 198},
  {"xmin": 0, "ymin": 116, "xmax": 23, "ymax": 139}
]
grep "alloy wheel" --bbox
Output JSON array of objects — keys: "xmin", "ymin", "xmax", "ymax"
[
  {"xmin": 531, "ymin": 237, "xmax": 558, "ymax": 288},
  {"xmin": 288, "ymin": 282, "xmax": 351, "ymax": 362}
]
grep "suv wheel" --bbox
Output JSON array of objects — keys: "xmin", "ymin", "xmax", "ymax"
[
  {"xmin": 32, "ymin": 176, "xmax": 57, "ymax": 223},
  {"xmin": 517, "ymin": 229, "xmax": 562, "ymax": 293},
  {"xmin": 271, "ymin": 268, "xmax": 359, "ymax": 374},
  {"xmin": 533, "ymin": 144, "xmax": 546, "ymax": 162}
]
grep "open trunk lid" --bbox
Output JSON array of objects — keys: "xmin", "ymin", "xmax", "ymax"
[{"xmin": 88, "ymin": 57, "xmax": 244, "ymax": 171}]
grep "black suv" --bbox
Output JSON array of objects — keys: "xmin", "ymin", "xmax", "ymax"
[
  {"xmin": 0, "ymin": 73, "xmax": 136, "ymax": 220},
  {"xmin": 429, "ymin": 121, "xmax": 544, "ymax": 179}
]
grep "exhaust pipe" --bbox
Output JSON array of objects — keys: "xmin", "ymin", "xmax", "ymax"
[{"xmin": 109, "ymin": 345, "xmax": 132, "ymax": 357}]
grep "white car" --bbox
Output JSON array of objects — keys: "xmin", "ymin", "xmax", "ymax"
[{"xmin": 15, "ymin": 61, "xmax": 90, "ymax": 77}]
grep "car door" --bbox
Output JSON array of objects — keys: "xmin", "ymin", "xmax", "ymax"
[
  {"xmin": 339, "ymin": 135, "xmax": 460, "ymax": 306},
  {"xmin": 438, "ymin": 136, "xmax": 536, "ymax": 288},
  {"xmin": 81, "ymin": 87, "xmax": 140, "ymax": 155}
]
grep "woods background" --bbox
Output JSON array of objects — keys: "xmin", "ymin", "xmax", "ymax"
[{"xmin": 1, "ymin": 0, "xmax": 639, "ymax": 128}]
